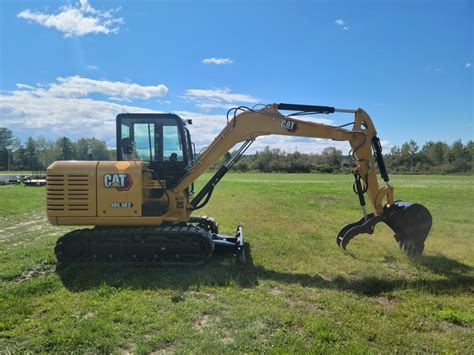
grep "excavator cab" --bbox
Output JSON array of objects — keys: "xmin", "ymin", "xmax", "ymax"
[{"xmin": 116, "ymin": 113, "xmax": 194, "ymax": 187}]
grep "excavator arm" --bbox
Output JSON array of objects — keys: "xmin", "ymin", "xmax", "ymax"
[
  {"xmin": 178, "ymin": 103, "xmax": 388, "ymax": 215},
  {"xmin": 177, "ymin": 103, "xmax": 432, "ymax": 256}
]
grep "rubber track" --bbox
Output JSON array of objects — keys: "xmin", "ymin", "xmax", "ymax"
[{"xmin": 55, "ymin": 224, "xmax": 214, "ymax": 264}]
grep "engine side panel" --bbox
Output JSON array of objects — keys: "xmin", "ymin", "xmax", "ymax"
[
  {"xmin": 47, "ymin": 160, "xmax": 191, "ymax": 226},
  {"xmin": 97, "ymin": 161, "xmax": 143, "ymax": 217}
]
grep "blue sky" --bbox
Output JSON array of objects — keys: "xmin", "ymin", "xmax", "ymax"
[{"xmin": 0, "ymin": 0, "xmax": 472, "ymax": 153}]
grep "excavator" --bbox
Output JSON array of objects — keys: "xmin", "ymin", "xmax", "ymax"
[{"xmin": 46, "ymin": 103, "xmax": 432, "ymax": 264}]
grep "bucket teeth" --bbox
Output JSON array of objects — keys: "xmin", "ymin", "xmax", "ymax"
[{"xmin": 336, "ymin": 201, "xmax": 432, "ymax": 256}]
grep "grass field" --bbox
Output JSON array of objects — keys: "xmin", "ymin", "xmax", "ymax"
[{"xmin": 0, "ymin": 173, "xmax": 473, "ymax": 353}]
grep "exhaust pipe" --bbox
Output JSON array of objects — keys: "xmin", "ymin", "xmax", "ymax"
[{"xmin": 337, "ymin": 201, "xmax": 432, "ymax": 256}]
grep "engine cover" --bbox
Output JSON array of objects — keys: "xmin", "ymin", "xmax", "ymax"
[{"xmin": 47, "ymin": 160, "xmax": 145, "ymax": 224}]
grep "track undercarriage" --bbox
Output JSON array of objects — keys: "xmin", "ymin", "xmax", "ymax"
[{"xmin": 55, "ymin": 217, "xmax": 245, "ymax": 265}]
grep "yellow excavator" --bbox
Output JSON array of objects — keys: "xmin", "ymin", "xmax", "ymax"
[{"xmin": 46, "ymin": 103, "xmax": 432, "ymax": 263}]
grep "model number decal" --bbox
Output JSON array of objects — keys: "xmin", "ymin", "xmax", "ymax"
[
  {"xmin": 110, "ymin": 202, "xmax": 134, "ymax": 208},
  {"xmin": 280, "ymin": 119, "xmax": 297, "ymax": 131}
]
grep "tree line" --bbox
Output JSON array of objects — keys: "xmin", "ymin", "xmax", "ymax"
[
  {"xmin": 221, "ymin": 140, "xmax": 473, "ymax": 174},
  {"xmin": 0, "ymin": 127, "xmax": 472, "ymax": 174},
  {"xmin": 0, "ymin": 128, "xmax": 114, "ymax": 171}
]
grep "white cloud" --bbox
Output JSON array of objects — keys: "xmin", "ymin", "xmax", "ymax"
[
  {"xmin": 185, "ymin": 88, "xmax": 259, "ymax": 109},
  {"xmin": 17, "ymin": 0, "xmax": 124, "ymax": 37},
  {"xmin": 466, "ymin": 62, "xmax": 472, "ymax": 69},
  {"xmin": 0, "ymin": 76, "xmax": 168, "ymax": 145},
  {"xmin": 1, "ymin": 79, "xmax": 361, "ymax": 154},
  {"xmin": 335, "ymin": 19, "xmax": 349, "ymax": 30},
  {"xmin": 174, "ymin": 111, "xmax": 350, "ymax": 154},
  {"xmin": 175, "ymin": 111, "xmax": 227, "ymax": 150},
  {"xmin": 380, "ymin": 139, "xmax": 393, "ymax": 151},
  {"xmin": 87, "ymin": 65, "xmax": 98, "ymax": 71},
  {"xmin": 22, "ymin": 75, "xmax": 168, "ymax": 100},
  {"xmin": 202, "ymin": 57, "xmax": 234, "ymax": 65},
  {"xmin": 0, "ymin": 88, "xmax": 154, "ymax": 145},
  {"xmin": 16, "ymin": 83, "xmax": 34, "ymax": 90}
]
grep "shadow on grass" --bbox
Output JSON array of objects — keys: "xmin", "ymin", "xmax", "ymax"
[
  {"xmin": 415, "ymin": 253, "xmax": 473, "ymax": 276},
  {"xmin": 57, "ymin": 246, "xmax": 473, "ymax": 297}
]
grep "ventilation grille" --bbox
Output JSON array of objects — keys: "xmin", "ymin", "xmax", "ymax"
[{"xmin": 47, "ymin": 174, "xmax": 91, "ymax": 213}]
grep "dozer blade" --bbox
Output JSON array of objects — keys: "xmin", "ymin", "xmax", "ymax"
[
  {"xmin": 213, "ymin": 225, "xmax": 246, "ymax": 264},
  {"xmin": 337, "ymin": 201, "xmax": 432, "ymax": 256}
]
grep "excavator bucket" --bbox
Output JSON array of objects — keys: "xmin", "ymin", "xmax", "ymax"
[
  {"xmin": 384, "ymin": 202, "xmax": 432, "ymax": 255},
  {"xmin": 337, "ymin": 201, "xmax": 432, "ymax": 256}
]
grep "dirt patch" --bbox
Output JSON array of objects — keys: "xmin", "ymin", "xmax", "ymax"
[
  {"xmin": 194, "ymin": 314, "xmax": 210, "ymax": 330},
  {"xmin": 320, "ymin": 274, "xmax": 333, "ymax": 282},
  {"xmin": 188, "ymin": 291, "xmax": 216, "ymax": 301},
  {"xmin": 0, "ymin": 214, "xmax": 49, "ymax": 242},
  {"xmin": 295, "ymin": 301, "xmax": 325, "ymax": 314},
  {"xmin": 439, "ymin": 321, "xmax": 469, "ymax": 331},
  {"xmin": 269, "ymin": 287, "xmax": 283, "ymax": 296},
  {"xmin": 12, "ymin": 264, "xmax": 56, "ymax": 283},
  {"xmin": 194, "ymin": 314, "xmax": 220, "ymax": 332},
  {"xmin": 120, "ymin": 343, "xmax": 137, "ymax": 355},
  {"xmin": 222, "ymin": 331, "xmax": 234, "ymax": 344},
  {"xmin": 83, "ymin": 311, "xmax": 96, "ymax": 320},
  {"xmin": 376, "ymin": 296, "xmax": 399, "ymax": 310},
  {"xmin": 255, "ymin": 320, "xmax": 267, "ymax": 330},
  {"xmin": 150, "ymin": 347, "xmax": 175, "ymax": 355},
  {"xmin": 283, "ymin": 295, "xmax": 326, "ymax": 314},
  {"xmin": 391, "ymin": 268, "xmax": 412, "ymax": 278}
]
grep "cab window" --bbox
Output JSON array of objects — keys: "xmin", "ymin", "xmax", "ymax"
[
  {"xmin": 120, "ymin": 118, "xmax": 184, "ymax": 162},
  {"xmin": 163, "ymin": 125, "xmax": 183, "ymax": 161}
]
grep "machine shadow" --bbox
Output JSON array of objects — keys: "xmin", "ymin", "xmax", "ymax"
[
  {"xmin": 414, "ymin": 253, "xmax": 473, "ymax": 276},
  {"xmin": 57, "ymin": 247, "xmax": 473, "ymax": 297},
  {"xmin": 57, "ymin": 243, "xmax": 260, "ymax": 292}
]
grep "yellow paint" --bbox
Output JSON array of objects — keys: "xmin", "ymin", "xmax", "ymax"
[{"xmin": 114, "ymin": 161, "xmax": 131, "ymax": 170}]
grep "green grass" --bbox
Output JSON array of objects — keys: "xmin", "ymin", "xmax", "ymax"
[{"xmin": 0, "ymin": 174, "xmax": 473, "ymax": 353}]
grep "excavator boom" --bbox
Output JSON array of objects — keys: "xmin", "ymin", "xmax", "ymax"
[{"xmin": 177, "ymin": 103, "xmax": 432, "ymax": 255}]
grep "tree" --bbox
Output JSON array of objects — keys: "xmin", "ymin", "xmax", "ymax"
[
  {"xmin": 401, "ymin": 140, "xmax": 419, "ymax": 157},
  {"xmin": 12, "ymin": 147, "xmax": 27, "ymax": 170},
  {"xmin": 75, "ymin": 138, "xmax": 110, "ymax": 160},
  {"xmin": 0, "ymin": 128, "xmax": 17, "ymax": 170},
  {"xmin": 35, "ymin": 136, "xmax": 56, "ymax": 169},
  {"xmin": 449, "ymin": 140, "xmax": 470, "ymax": 172},
  {"xmin": 25, "ymin": 137, "xmax": 40, "ymax": 170},
  {"xmin": 75, "ymin": 138, "xmax": 91, "ymax": 160},
  {"xmin": 422, "ymin": 141, "xmax": 448, "ymax": 166},
  {"xmin": 88, "ymin": 138, "xmax": 111, "ymax": 160},
  {"xmin": 55, "ymin": 137, "xmax": 75, "ymax": 160},
  {"xmin": 321, "ymin": 147, "xmax": 343, "ymax": 167}
]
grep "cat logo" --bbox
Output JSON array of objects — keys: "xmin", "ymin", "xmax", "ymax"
[
  {"xmin": 280, "ymin": 119, "xmax": 297, "ymax": 131},
  {"xmin": 103, "ymin": 174, "xmax": 133, "ymax": 191}
]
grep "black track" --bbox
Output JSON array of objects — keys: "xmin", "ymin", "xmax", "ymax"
[{"xmin": 55, "ymin": 224, "xmax": 214, "ymax": 264}]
